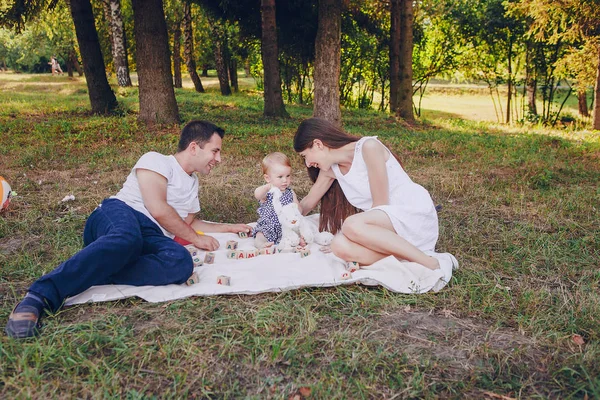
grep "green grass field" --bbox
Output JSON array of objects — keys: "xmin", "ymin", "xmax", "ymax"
[{"xmin": 1, "ymin": 73, "xmax": 599, "ymax": 399}]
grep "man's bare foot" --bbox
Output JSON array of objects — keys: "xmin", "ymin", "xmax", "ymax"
[{"xmin": 260, "ymin": 241, "xmax": 274, "ymax": 249}]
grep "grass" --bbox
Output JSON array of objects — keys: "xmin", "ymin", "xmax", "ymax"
[{"xmin": 1, "ymin": 72, "xmax": 599, "ymax": 398}]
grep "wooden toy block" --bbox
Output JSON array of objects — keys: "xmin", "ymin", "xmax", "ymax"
[
  {"xmin": 294, "ymin": 246, "xmax": 307, "ymax": 253},
  {"xmin": 186, "ymin": 272, "xmax": 200, "ymax": 285},
  {"xmin": 238, "ymin": 231, "xmax": 248, "ymax": 238},
  {"xmin": 236, "ymin": 250, "xmax": 246, "ymax": 259},
  {"xmin": 226, "ymin": 250, "xmax": 238, "ymax": 259},
  {"xmin": 216, "ymin": 275, "xmax": 231, "ymax": 285},
  {"xmin": 258, "ymin": 247, "xmax": 274, "ymax": 255},
  {"xmin": 340, "ymin": 272, "xmax": 352, "ymax": 280},
  {"xmin": 204, "ymin": 252, "xmax": 216, "ymax": 264},
  {"xmin": 226, "ymin": 240, "xmax": 238, "ymax": 250},
  {"xmin": 276, "ymin": 247, "xmax": 294, "ymax": 253},
  {"xmin": 300, "ymin": 249, "xmax": 311, "ymax": 258},
  {"xmin": 185, "ymin": 245, "xmax": 203, "ymax": 267},
  {"xmin": 246, "ymin": 249, "xmax": 258, "ymax": 258},
  {"xmin": 346, "ymin": 261, "xmax": 360, "ymax": 272}
]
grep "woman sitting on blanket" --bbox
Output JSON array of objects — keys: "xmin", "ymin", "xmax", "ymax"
[{"xmin": 293, "ymin": 117, "xmax": 457, "ymax": 271}]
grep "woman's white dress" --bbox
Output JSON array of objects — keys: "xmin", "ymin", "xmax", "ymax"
[{"xmin": 331, "ymin": 136, "xmax": 439, "ymax": 252}]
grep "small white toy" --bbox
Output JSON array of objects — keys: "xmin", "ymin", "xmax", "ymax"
[{"xmin": 276, "ymin": 202, "xmax": 334, "ymax": 249}]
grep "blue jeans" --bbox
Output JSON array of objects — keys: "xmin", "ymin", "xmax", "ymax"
[{"xmin": 29, "ymin": 198, "xmax": 193, "ymax": 311}]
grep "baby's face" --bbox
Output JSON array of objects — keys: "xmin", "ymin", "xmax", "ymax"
[{"xmin": 265, "ymin": 163, "xmax": 292, "ymax": 191}]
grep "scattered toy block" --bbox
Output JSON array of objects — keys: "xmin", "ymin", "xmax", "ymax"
[
  {"xmin": 204, "ymin": 252, "xmax": 216, "ymax": 264},
  {"xmin": 259, "ymin": 247, "xmax": 274, "ymax": 255},
  {"xmin": 236, "ymin": 250, "xmax": 246, "ymax": 259},
  {"xmin": 226, "ymin": 250, "xmax": 238, "ymax": 259},
  {"xmin": 300, "ymin": 249, "xmax": 311, "ymax": 258},
  {"xmin": 217, "ymin": 275, "xmax": 230, "ymax": 285},
  {"xmin": 340, "ymin": 272, "xmax": 352, "ymax": 280},
  {"xmin": 186, "ymin": 272, "xmax": 200, "ymax": 285},
  {"xmin": 185, "ymin": 245, "xmax": 203, "ymax": 267},
  {"xmin": 226, "ymin": 240, "xmax": 238, "ymax": 250},
  {"xmin": 238, "ymin": 231, "xmax": 248, "ymax": 238},
  {"xmin": 346, "ymin": 261, "xmax": 360, "ymax": 272}
]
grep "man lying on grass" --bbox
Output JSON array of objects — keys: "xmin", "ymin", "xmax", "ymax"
[{"xmin": 5, "ymin": 120, "xmax": 251, "ymax": 339}]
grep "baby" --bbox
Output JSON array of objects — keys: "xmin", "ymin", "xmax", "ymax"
[{"xmin": 252, "ymin": 152, "xmax": 302, "ymax": 248}]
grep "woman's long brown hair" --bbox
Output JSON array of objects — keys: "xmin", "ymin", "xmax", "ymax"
[{"xmin": 293, "ymin": 118, "xmax": 361, "ymax": 234}]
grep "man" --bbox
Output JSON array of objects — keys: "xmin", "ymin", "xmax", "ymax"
[{"xmin": 5, "ymin": 120, "xmax": 250, "ymax": 339}]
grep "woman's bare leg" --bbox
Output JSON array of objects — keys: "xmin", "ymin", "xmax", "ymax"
[
  {"xmin": 330, "ymin": 233, "xmax": 389, "ymax": 265},
  {"xmin": 338, "ymin": 210, "xmax": 440, "ymax": 270}
]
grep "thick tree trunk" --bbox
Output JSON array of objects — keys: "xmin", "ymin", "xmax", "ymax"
[
  {"xmin": 212, "ymin": 21, "xmax": 231, "ymax": 96},
  {"xmin": 525, "ymin": 40, "xmax": 537, "ymax": 115},
  {"xmin": 389, "ymin": 0, "xmax": 400, "ymax": 113},
  {"xmin": 107, "ymin": 0, "xmax": 132, "ymax": 86},
  {"xmin": 261, "ymin": 0, "xmax": 288, "ymax": 117},
  {"xmin": 397, "ymin": 0, "xmax": 414, "ymax": 121},
  {"xmin": 313, "ymin": 0, "xmax": 341, "ymax": 126},
  {"xmin": 132, "ymin": 0, "xmax": 180, "ymax": 124},
  {"xmin": 69, "ymin": 0, "xmax": 117, "ymax": 114},
  {"xmin": 593, "ymin": 44, "xmax": 600, "ymax": 130},
  {"xmin": 578, "ymin": 90, "xmax": 589, "ymax": 117},
  {"xmin": 229, "ymin": 58, "xmax": 238, "ymax": 92},
  {"xmin": 202, "ymin": 65, "xmax": 209, "ymax": 77},
  {"xmin": 173, "ymin": 23, "xmax": 182, "ymax": 88},
  {"xmin": 182, "ymin": 1, "xmax": 204, "ymax": 93}
]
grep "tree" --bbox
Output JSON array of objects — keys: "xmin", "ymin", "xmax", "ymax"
[
  {"xmin": 172, "ymin": 20, "xmax": 183, "ymax": 88},
  {"xmin": 260, "ymin": 0, "xmax": 288, "ymax": 117},
  {"xmin": 210, "ymin": 18, "xmax": 231, "ymax": 95},
  {"xmin": 314, "ymin": 0, "xmax": 342, "ymax": 125},
  {"xmin": 389, "ymin": 0, "xmax": 400, "ymax": 113},
  {"xmin": 182, "ymin": 1, "xmax": 204, "ymax": 92},
  {"xmin": 102, "ymin": 0, "xmax": 132, "ymax": 87},
  {"xmin": 515, "ymin": 0, "xmax": 600, "ymax": 129},
  {"xmin": 132, "ymin": 0, "xmax": 180, "ymax": 124},
  {"xmin": 397, "ymin": 0, "xmax": 414, "ymax": 121},
  {"xmin": 69, "ymin": 0, "xmax": 118, "ymax": 114}
]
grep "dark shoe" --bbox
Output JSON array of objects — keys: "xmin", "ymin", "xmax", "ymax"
[{"xmin": 5, "ymin": 304, "xmax": 41, "ymax": 339}]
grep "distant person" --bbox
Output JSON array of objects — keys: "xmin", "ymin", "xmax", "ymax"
[
  {"xmin": 49, "ymin": 56, "xmax": 63, "ymax": 75},
  {"xmin": 252, "ymin": 152, "xmax": 303, "ymax": 248},
  {"xmin": 293, "ymin": 117, "xmax": 458, "ymax": 271},
  {"xmin": 5, "ymin": 120, "xmax": 251, "ymax": 339}
]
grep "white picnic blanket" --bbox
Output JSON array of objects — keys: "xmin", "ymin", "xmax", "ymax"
[{"xmin": 65, "ymin": 215, "xmax": 456, "ymax": 305}]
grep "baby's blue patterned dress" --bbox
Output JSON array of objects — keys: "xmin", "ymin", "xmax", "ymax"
[{"xmin": 253, "ymin": 188, "xmax": 294, "ymax": 244}]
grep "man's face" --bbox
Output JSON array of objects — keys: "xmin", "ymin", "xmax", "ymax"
[{"xmin": 195, "ymin": 133, "xmax": 222, "ymax": 175}]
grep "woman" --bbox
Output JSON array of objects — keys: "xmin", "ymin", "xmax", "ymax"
[{"xmin": 294, "ymin": 117, "xmax": 457, "ymax": 271}]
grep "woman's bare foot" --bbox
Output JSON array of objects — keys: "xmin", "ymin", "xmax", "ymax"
[{"xmin": 424, "ymin": 256, "xmax": 440, "ymax": 270}]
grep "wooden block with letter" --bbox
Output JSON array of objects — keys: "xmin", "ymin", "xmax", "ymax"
[
  {"xmin": 204, "ymin": 252, "xmax": 216, "ymax": 264},
  {"xmin": 186, "ymin": 272, "xmax": 200, "ymax": 285},
  {"xmin": 216, "ymin": 275, "xmax": 230, "ymax": 285}
]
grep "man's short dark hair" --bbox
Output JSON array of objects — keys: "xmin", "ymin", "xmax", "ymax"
[{"xmin": 178, "ymin": 120, "xmax": 225, "ymax": 152}]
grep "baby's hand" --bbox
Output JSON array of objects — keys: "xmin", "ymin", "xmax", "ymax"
[{"xmin": 299, "ymin": 237, "xmax": 307, "ymax": 247}]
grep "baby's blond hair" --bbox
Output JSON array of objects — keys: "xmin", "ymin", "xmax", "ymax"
[{"xmin": 261, "ymin": 152, "xmax": 291, "ymax": 174}]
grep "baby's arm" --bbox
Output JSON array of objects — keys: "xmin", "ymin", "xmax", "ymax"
[{"xmin": 254, "ymin": 183, "xmax": 272, "ymax": 202}]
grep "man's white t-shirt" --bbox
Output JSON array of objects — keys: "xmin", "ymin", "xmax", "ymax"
[{"xmin": 112, "ymin": 152, "xmax": 201, "ymax": 237}]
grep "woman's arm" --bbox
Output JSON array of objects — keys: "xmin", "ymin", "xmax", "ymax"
[
  {"xmin": 362, "ymin": 139, "xmax": 390, "ymax": 207},
  {"xmin": 298, "ymin": 169, "xmax": 335, "ymax": 215}
]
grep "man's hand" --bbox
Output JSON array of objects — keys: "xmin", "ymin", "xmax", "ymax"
[
  {"xmin": 192, "ymin": 234, "xmax": 220, "ymax": 251},
  {"xmin": 228, "ymin": 224, "xmax": 253, "ymax": 234}
]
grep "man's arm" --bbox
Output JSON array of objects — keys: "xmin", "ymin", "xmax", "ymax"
[
  {"xmin": 137, "ymin": 169, "xmax": 219, "ymax": 250},
  {"xmin": 191, "ymin": 219, "xmax": 251, "ymax": 234}
]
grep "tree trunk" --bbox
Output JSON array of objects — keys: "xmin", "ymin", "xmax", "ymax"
[
  {"xmin": 108, "ymin": 0, "xmax": 132, "ymax": 86},
  {"xmin": 202, "ymin": 65, "xmax": 208, "ymax": 77},
  {"xmin": 182, "ymin": 1, "xmax": 204, "ymax": 93},
  {"xmin": 229, "ymin": 57, "xmax": 239, "ymax": 92},
  {"xmin": 244, "ymin": 58, "xmax": 251, "ymax": 77},
  {"xmin": 261, "ymin": 0, "xmax": 288, "ymax": 117},
  {"xmin": 68, "ymin": 0, "xmax": 117, "ymax": 114},
  {"xmin": 69, "ymin": 48, "xmax": 84, "ymax": 76},
  {"xmin": 506, "ymin": 37, "xmax": 512, "ymax": 124},
  {"xmin": 132, "ymin": 0, "xmax": 180, "ymax": 124},
  {"xmin": 389, "ymin": 0, "xmax": 400, "ymax": 113},
  {"xmin": 313, "ymin": 0, "xmax": 342, "ymax": 126},
  {"xmin": 173, "ymin": 23, "xmax": 183, "ymax": 88},
  {"xmin": 525, "ymin": 40, "xmax": 537, "ymax": 115},
  {"xmin": 397, "ymin": 0, "xmax": 414, "ymax": 121},
  {"xmin": 578, "ymin": 90, "xmax": 589, "ymax": 117},
  {"xmin": 593, "ymin": 44, "xmax": 600, "ymax": 130},
  {"xmin": 212, "ymin": 21, "xmax": 231, "ymax": 96}
]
